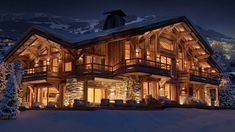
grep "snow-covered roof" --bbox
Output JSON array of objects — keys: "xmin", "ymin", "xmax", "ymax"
[
  {"xmin": 10, "ymin": 16, "xmax": 213, "ymax": 49},
  {"xmin": 4, "ymin": 16, "xmax": 216, "ymax": 64}
]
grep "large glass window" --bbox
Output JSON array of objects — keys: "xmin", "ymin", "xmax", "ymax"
[
  {"xmin": 143, "ymin": 82, "xmax": 156, "ymax": 98},
  {"xmin": 88, "ymin": 88, "xmax": 105, "ymax": 104},
  {"xmin": 159, "ymin": 56, "xmax": 171, "ymax": 70},
  {"xmin": 160, "ymin": 84, "xmax": 176, "ymax": 101},
  {"xmin": 37, "ymin": 86, "xmax": 59, "ymax": 106}
]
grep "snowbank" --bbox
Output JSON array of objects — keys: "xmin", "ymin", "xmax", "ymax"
[{"xmin": 1, "ymin": 108, "xmax": 235, "ymax": 132}]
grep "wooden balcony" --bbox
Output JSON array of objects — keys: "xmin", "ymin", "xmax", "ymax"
[
  {"xmin": 23, "ymin": 66, "xmax": 60, "ymax": 82},
  {"xmin": 75, "ymin": 58, "xmax": 171, "ymax": 77},
  {"xmin": 190, "ymin": 69, "xmax": 219, "ymax": 85}
]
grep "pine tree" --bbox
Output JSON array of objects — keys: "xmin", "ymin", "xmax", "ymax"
[
  {"xmin": 1, "ymin": 70, "xmax": 18, "ymax": 119},
  {"xmin": 0, "ymin": 62, "xmax": 22, "ymax": 119},
  {"xmin": 219, "ymin": 73, "xmax": 234, "ymax": 107},
  {"xmin": 0, "ymin": 63, "xmax": 9, "ymax": 93}
]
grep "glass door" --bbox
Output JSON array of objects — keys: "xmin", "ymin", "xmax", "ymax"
[
  {"xmin": 88, "ymin": 88, "xmax": 105, "ymax": 104},
  {"xmin": 142, "ymin": 82, "xmax": 156, "ymax": 98},
  {"xmin": 36, "ymin": 86, "xmax": 59, "ymax": 106}
]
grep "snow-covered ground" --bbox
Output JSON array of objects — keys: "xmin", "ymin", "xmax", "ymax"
[{"xmin": 1, "ymin": 108, "xmax": 235, "ymax": 132}]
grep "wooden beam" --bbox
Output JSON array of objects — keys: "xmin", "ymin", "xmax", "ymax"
[{"xmin": 196, "ymin": 54, "xmax": 210, "ymax": 59}]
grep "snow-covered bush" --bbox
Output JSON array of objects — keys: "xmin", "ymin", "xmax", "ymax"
[
  {"xmin": 197, "ymin": 99, "xmax": 207, "ymax": 106},
  {"xmin": 146, "ymin": 95, "xmax": 163, "ymax": 108},
  {"xmin": 157, "ymin": 96, "xmax": 170, "ymax": 103},
  {"xmin": 219, "ymin": 73, "xmax": 234, "ymax": 107},
  {"xmin": 183, "ymin": 97, "xmax": 207, "ymax": 106}
]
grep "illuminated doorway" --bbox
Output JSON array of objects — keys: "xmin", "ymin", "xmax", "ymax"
[
  {"xmin": 159, "ymin": 83, "xmax": 176, "ymax": 101},
  {"xmin": 88, "ymin": 88, "xmax": 105, "ymax": 104},
  {"xmin": 142, "ymin": 82, "xmax": 158, "ymax": 98},
  {"xmin": 36, "ymin": 86, "xmax": 59, "ymax": 106}
]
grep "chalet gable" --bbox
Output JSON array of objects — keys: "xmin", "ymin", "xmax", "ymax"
[{"xmin": 3, "ymin": 16, "xmax": 222, "ymax": 72}]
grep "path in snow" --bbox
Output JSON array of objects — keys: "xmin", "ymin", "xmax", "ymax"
[{"xmin": 1, "ymin": 108, "xmax": 235, "ymax": 132}]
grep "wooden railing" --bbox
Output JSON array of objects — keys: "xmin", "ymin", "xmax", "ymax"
[
  {"xmin": 190, "ymin": 69, "xmax": 219, "ymax": 84},
  {"xmin": 76, "ymin": 58, "xmax": 171, "ymax": 76},
  {"xmin": 23, "ymin": 66, "xmax": 59, "ymax": 81}
]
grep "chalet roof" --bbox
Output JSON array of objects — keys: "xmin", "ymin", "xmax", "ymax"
[{"xmin": 3, "ymin": 16, "xmax": 222, "ymax": 72}]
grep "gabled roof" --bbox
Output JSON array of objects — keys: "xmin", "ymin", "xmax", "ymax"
[{"xmin": 3, "ymin": 16, "xmax": 222, "ymax": 72}]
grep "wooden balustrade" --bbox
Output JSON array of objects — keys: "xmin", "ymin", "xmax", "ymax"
[
  {"xmin": 76, "ymin": 58, "xmax": 171, "ymax": 76},
  {"xmin": 190, "ymin": 69, "xmax": 219, "ymax": 84},
  {"xmin": 23, "ymin": 65, "xmax": 59, "ymax": 81}
]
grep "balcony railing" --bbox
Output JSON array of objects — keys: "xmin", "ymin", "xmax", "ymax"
[
  {"xmin": 76, "ymin": 58, "xmax": 171, "ymax": 77},
  {"xmin": 190, "ymin": 69, "xmax": 219, "ymax": 84},
  {"xmin": 23, "ymin": 66, "xmax": 59, "ymax": 82}
]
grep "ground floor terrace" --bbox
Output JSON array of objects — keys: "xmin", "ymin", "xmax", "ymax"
[{"xmin": 20, "ymin": 74, "xmax": 219, "ymax": 108}]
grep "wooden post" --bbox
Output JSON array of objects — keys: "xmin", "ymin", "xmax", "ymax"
[
  {"xmin": 47, "ymin": 86, "xmax": 49, "ymax": 106},
  {"xmin": 215, "ymin": 87, "xmax": 219, "ymax": 106},
  {"xmin": 83, "ymin": 81, "xmax": 88, "ymax": 102},
  {"xmin": 58, "ymin": 83, "xmax": 65, "ymax": 108}
]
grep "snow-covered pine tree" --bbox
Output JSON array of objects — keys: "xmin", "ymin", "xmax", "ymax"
[
  {"xmin": 0, "ymin": 62, "xmax": 22, "ymax": 119},
  {"xmin": 12, "ymin": 61, "xmax": 23, "ymax": 104},
  {"xmin": 219, "ymin": 73, "xmax": 234, "ymax": 107},
  {"xmin": 0, "ymin": 64, "xmax": 18, "ymax": 119},
  {"xmin": 0, "ymin": 63, "xmax": 9, "ymax": 93}
]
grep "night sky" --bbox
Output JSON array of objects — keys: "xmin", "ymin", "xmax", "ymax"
[{"xmin": 0, "ymin": 0, "xmax": 235, "ymax": 37}]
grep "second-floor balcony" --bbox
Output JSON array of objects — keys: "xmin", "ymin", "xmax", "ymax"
[
  {"xmin": 76, "ymin": 58, "xmax": 172, "ymax": 77},
  {"xmin": 22, "ymin": 59, "xmax": 220, "ymax": 85},
  {"xmin": 190, "ymin": 69, "xmax": 220, "ymax": 85},
  {"xmin": 23, "ymin": 66, "xmax": 59, "ymax": 82}
]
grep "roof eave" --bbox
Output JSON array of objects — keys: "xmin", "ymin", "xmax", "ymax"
[{"xmin": 3, "ymin": 26, "xmax": 74, "ymax": 62}]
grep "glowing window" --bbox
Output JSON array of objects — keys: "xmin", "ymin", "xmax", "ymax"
[
  {"xmin": 125, "ymin": 42, "xmax": 130, "ymax": 60},
  {"xmin": 65, "ymin": 62, "xmax": 72, "ymax": 72},
  {"xmin": 88, "ymin": 88, "xmax": 103, "ymax": 104},
  {"xmin": 143, "ymin": 82, "xmax": 155, "ymax": 98},
  {"xmin": 52, "ymin": 58, "xmax": 59, "ymax": 72}
]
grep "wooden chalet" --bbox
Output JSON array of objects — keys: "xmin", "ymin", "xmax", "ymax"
[{"xmin": 4, "ymin": 10, "xmax": 222, "ymax": 108}]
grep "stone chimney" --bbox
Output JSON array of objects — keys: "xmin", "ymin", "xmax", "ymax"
[{"xmin": 103, "ymin": 9, "xmax": 126, "ymax": 30}]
